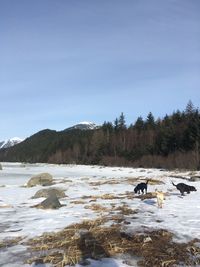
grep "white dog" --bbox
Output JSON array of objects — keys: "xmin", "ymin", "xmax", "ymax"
[{"xmin": 155, "ymin": 189, "xmax": 165, "ymax": 208}]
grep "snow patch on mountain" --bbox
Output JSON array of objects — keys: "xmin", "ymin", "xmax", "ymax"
[
  {"xmin": 0, "ymin": 137, "xmax": 24, "ymax": 149},
  {"xmin": 65, "ymin": 121, "xmax": 99, "ymax": 131}
]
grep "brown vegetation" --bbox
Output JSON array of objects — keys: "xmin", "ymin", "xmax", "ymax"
[
  {"xmin": 25, "ymin": 218, "xmax": 200, "ymax": 267},
  {"xmin": 0, "ymin": 236, "xmax": 23, "ymax": 249}
]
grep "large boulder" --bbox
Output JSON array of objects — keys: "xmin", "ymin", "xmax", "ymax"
[
  {"xmin": 26, "ymin": 173, "xmax": 53, "ymax": 187},
  {"xmin": 32, "ymin": 188, "xmax": 66, "ymax": 199},
  {"xmin": 34, "ymin": 194, "xmax": 62, "ymax": 209}
]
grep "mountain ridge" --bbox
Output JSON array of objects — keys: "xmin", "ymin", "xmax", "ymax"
[{"xmin": 0, "ymin": 122, "xmax": 98, "ymax": 150}]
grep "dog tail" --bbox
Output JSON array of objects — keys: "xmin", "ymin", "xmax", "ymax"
[
  {"xmin": 146, "ymin": 179, "xmax": 149, "ymax": 185},
  {"xmin": 171, "ymin": 181, "xmax": 177, "ymax": 187}
]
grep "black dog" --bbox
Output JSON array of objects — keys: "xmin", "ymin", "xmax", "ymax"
[
  {"xmin": 172, "ymin": 181, "xmax": 197, "ymax": 196},
  {"xmin": 134, "ymin": 180, "xmax": 149, "ymax": 194}
]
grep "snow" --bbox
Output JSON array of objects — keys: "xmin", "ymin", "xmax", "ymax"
[
  {"xmin": 9, "ymin": 137, "xmax": 23, "ymax": 142},
  {"xmin": 78, "ymin": 121, "xmax": 95, "ymax": 125},
  {"xmin": 65, "ymin": 121, "xmax": 98, "ymax": 130},
  {"xmin": 0, "ymin": 162, "xmax": 200, "ymax": 266},
  {"xmin": 0, "ymin": 137, "xmax": 24, "ymax": 149}
]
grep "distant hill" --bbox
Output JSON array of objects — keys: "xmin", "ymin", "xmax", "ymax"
[
  {"xmin": 0, "ymin": 122, "xmax": 98, "ymax": 163},
  {"xmin": 0, "ymin": 128, "xmax": 94, "ymax": 164}
]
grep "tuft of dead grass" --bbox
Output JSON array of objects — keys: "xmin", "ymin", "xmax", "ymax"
[
  {"xmin": 114, "ymin": 204, "xmax": 138, "ymax": 215},
  {"xmin": 147, "ymin": 179, "xmax": 165, "ymax": 185},
  {"xmin": 100, "ymin": 193, "xmax": 124, "ymax": 200},
  {"xmin": 81, "ymin": 193, "xmax": 124, "ymax": 201},
  {"xmin": 24, "ymin": 218, "xmax": 200, "ymax": 267},
  {"xmin": 135, "ymin": 192, "xmax": 157, "ymax": 200},
  {"xmin": 125, "ymin": 177, "xmax": 142, "ymax": 185},
  {"xmin": 0, "ymin": 236, "xmax": 23, "ymax": 249},
  {"xmin": 88, "ymin": 177, "xmax": 165, "ymax": 187},
  {"xmin": 70, "ymin": 200, "xmax": 86, "ymax": 205},
  {"xmin": 125, "ymin": 177, "xmax": 165, "ymax": 185},
  {"xmin": 89, "ymin": 179, "xmax": 121, "ymax": 186},
  {"xmin": 84, "ymin": 204, "xmax": 110, "ymax": 212}
]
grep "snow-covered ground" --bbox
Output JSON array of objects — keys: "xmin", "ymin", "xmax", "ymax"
[{"xmin": 0, "ymin": 162, "xmax": 200, "ymax": 267}]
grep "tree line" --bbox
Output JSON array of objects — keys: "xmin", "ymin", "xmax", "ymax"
[{"xmin": 0, "ymin": 101, "xmax": 199, "ymax": 169}]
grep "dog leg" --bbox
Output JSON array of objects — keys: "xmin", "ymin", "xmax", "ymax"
[{"xmin": 142, "ymin": 189, "xmax": 144, "ymax": 194}]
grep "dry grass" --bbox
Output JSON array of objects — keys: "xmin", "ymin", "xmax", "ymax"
[
  {"xmin": 100, "ymin": 193, "xmax": 124, "ymax": 200},
  {"xmin": 88, "ymin": 177, "xmax": 165, "ymax": 187},
  {"xmin": 80, "ymin": 191, "xmax": 160, "ymax": 202},
  {"xmin": 84, "ymin": 204, "xmax": 110, "ymax": 212},
  {"xmin": 124, "ymin": 177, "xmax": 165, "ymax": 185},
  {"xmin": 70, "ymin": 200, "xmax": 86, "ymax": 205},
  {"xmin": 89, "ymin": 179, "xmax": 121, "ymax": 186},
  {"xmin": 119, "ymin": 191, "xmax": 135, "ymax": 199},
  {"xmin": 84, "ymin": 203, "xmax": 137, "ymax": 215},
  {"xmin": 0, "ymin": 204, "xmax": 13, "ymax": 208},
  {"xmin": 114, "ymin": 204, "xmax": 138, "ymax": 215},
  {"xmin": 59, "ymin": 179, "xmax": 73, "ymax": 184},
  {"xmin": 147, "ymin": 179, "xmax": 165, "ymax": 185},
  {"xmin": 24, "ymin": 218, "xmax": 200, "ymax": 267},
  {"xmin": 135, "ymin": 192, "xmax": 157, "ymax": 200},
  {"xmin": 81, "ymin": 193, "xmax": 124, "ymax": 201},
  {"xmin": 124, "ymin": 177, "xmax": 141, "ymax": 184},
  {"xmin": 0, "ymin": 236, "xmax": 23, "ymax": 249}
]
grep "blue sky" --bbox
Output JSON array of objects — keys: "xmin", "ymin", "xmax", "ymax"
[{"xmin": 0, "ymin": 0, "xmax": 200, "ymax": 140}]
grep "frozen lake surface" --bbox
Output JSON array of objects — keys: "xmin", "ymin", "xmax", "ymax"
[{"xmin": 0, "ymin": 162, "xmax": 200, "ymax": 266}]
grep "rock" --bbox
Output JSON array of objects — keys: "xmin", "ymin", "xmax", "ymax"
[
  {"xmin": 26, "ymin": 173, "xmax": 53, "ymax": 187},
  {"xmin": 34, "ymin": 194, "xmax": 62, "ymax": 209},
  {"xmin": 32, "ymin": 188, "xmax": 66, "ymax": 199},
  {"xmin": 190, "ymin": 176, "xmax": 200, "ymax": 182},
  {"xmin": 0, "ymin": 163, "xmax": 2, "ymax": 170}
]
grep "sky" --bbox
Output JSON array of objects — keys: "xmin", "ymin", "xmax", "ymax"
[{"xmin": 0, "ymin": 0, "xmax": 200, "ymax": 140}]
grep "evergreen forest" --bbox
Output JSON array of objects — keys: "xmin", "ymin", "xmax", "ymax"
[{"xmin": 0, "ymin": 101, "xmax": 200, "ymax": 169}]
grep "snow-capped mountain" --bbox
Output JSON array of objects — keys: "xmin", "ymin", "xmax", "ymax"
[
  {"xmin": 0, "ymin": 137, "xmax": 24, "ymax": 149},
  {"xmin": 65, "ymin": 121, "xmax": 99, "ymax": 131}
]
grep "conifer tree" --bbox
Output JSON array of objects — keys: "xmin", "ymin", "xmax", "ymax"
[
  {"xmin": 118, "ymin": 112, "xmax": 126, "ymax": 130},
  {"xmin": 185, "ymin": 100, "xmax": 195, "ymax": 115},
  {"xmin": 114, "ymin": 118, "xmax": 119, "ymax": 131},
  {"xmin": 134, "ymin": 116, "xmax": 144, "ymax": 130},
  {"xmin": 146, "ymin": 112, "xmax": 155, "ymax": 128}
]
